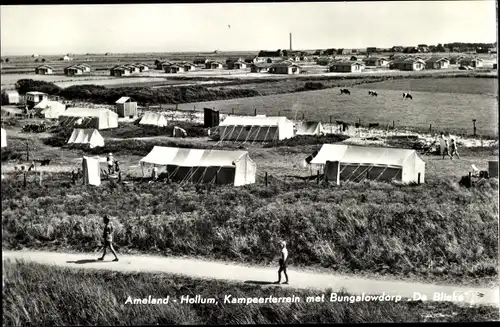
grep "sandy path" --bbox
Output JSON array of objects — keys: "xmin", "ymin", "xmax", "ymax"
[{"xmin": 3, "ymin": 250, "xmax": 498, "ymax": 307}]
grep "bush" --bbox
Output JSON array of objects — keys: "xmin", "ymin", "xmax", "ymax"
[{"xmin": 15, "ymin": 79, "xmax": 62, "ymax": 95}]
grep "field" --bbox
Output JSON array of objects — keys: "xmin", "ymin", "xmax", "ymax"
[
  {"xmin": 176, "ymin": 77, "xmax": 499, "ymax": 137},
  {"xmin": 4, "ymin": 261, "xmax": 498, "ymax": 325}
]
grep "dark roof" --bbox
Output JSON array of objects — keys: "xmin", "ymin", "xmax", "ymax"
[
  {"xmin": 251, "ymin": 63, "xmax": 272, "ymax": 68},
  {"xmin": 425, "ymin": 57, "xmax": 450, "ymax": 63},
  {"xmin": 36, "ymin": 65, "xmax": 54, "ymax": 70},
  {"xmin": 329, "ymin": 61, "xmax": 364, "ymax": 67}
]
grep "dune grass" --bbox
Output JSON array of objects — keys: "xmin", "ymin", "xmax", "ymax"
[
  {"xmin": 1, "ymin": 170, "xmax": 498, "ymax": 285},
  {"xmin": 2, "ymin": 260, "xmax": 498, "ymax": 325}
]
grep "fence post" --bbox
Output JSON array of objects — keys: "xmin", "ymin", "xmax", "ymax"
[
  {"xmin": 429, "ymin": 124, "xmax": 432, "ymax": 134},
  {"xmin": 392, "ymin": 120, "xmax": 395, "ymax": 129},
  {"xmin": 358, "ymin": 118, "xmax": 361, "ymax": 126},
  {"xmin": 265, "ymin": 172, "xmax": 268, "ymax": 186},
  {"xmin": 278, "ymin": 111, "xmax": 280, "ymax": 116},
  {"xmin": 472, "ymin": 119, "xmax": 476, "ymax": 136},
  {"xmin": 317, "ymin": 170, "xmax": 320, "ymax": 184},
  {"xmin": 468, "ymin": 172, "xmax": 472, "ymax": 188},
  {"xmin": 254, "ymin": 108, "xmax": 257, "ymax": 116},
  {"xmin": 232, "ymin": 108, "xmax": 234, "ymax": 115},
  {"xmin": 417, "ymin": 172, "xmax": 421, "ymax": 185},
  {"xmin": 26, "ymin": 141, "xmax": 30, "ymax": 161}
]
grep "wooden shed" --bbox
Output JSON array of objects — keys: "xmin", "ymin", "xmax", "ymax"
[
  {"xmin": 204, "ymin": 108, "xmax": 220, "ymax": 128},
  {"xmin": 115, "ymin": 97, "xmax": 138, "ymax": 118}
]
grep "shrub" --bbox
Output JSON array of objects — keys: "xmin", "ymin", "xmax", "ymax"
[{"xmin": 15, "ymin": 79, "xmax": 62, "ymax": 95}]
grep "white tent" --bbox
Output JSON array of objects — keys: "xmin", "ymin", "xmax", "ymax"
[
  {"xmin": 311, "ymin": 144, "xmax": 425, "ymax": 184},
  {"xmin": 34, "ymin": 100, "xmax": 66, "ymax": 119},
  {"xmin": 140, "ymin": 146, "xmax": 256, "ymax": 186},
  {"xmin": 139, "ymin": 112, "xmax": 168, "ymax": 127},
  {"xmin": 173, "ymin": 126, "xmax": 187, "ymax": 137},
  {"xmin": 218, "ymin": 115, "xmax": 294, "ymax": 142},
  {"xmin": 67, "ymin": 129, "xmax": 105, "ymax": 148},
  {"xmin": 82, "ymin": 156, "xmax": 101, "ymax": 186},
  {"xmin": 59, "ymin": 108, "xmax": 118, "ymax": 130},
  {"xmin": 296, "ymin": 121, "xmax": 324, "ymax": 136},
  {"xmin": 1, "ymin": 128, "xmax": 7, "ymax": 148}
]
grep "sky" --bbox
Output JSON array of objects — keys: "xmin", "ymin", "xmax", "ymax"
[{"xmin": 0, "ymin": 1, "xmax": 497, "ymax": 56}]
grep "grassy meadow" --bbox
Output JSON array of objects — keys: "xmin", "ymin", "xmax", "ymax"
[{"xmin": 3, "ymin": 260, "xmax": 498, "ymax": 326}]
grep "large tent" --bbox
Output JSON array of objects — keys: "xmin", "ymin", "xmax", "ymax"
[
  {"xmin": 33, "ymin": 100, "xmax": 66, "ymax": 119},
  {"xmin": 59, "ymin": 108, "xmax": 118, "ymax": 130},
  {"xmin": 139, "ymin": 112, "xmax": 168, "ymax": 127},
  {"xmin": 217, "ymin": 115, "xmax": 294, "ymax": 142},
  {"xmin": 296, "ymin": 121, "xmax": 324, "ymax": 136},
  {"xmin": 1, "ymin": 128, "xmax": 7, "ymax": 148},
  {"xmin": 311, "ymin": 144, "xmax": 425, "ymax": 184},
  {"xmin": 67, "ymin": 129, "xmax": 105, "ymax": 148},
  {"xmin": 140, "ymin": 146, "xmax": 256, "ymax": 186},
  {"xmin": 82, "ymin": 156, "xmax": 102, "ymax": 186}
]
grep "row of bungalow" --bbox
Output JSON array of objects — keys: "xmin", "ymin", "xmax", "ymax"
[
  {"xmin": 110, "ymin": 63, "xmax": 149, "ymax": 76},
  {"xmin": 35, "ymin": 64, "xmax": 92, "ymax": 75}
]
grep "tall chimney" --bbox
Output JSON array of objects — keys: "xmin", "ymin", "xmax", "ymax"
[{"xmin": 289, "ymin": 33, "xmax": 292, "ymax": 52}]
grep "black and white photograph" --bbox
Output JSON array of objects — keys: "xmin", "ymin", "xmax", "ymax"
[{"xmin": 1, "ymin": 1, "xmax": 499, "ymax": 324}]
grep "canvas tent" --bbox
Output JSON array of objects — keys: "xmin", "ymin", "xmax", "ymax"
[
  {"xmin": 82, "ymin": 156, "xmax": 102, "ymax": 186},
  {"xmin": 1, "ymin": 128, "xmax": 7, "ymax": 148},
  {"xmin": 217, "ymin": 115, "xmax": 294, "ymax": 142},
  {"xmin": 139, "ymin": 112, "xmax": 168, "ymax": 127},
  {"xmin": 33, "ymin": 100, "xmax": 66, "ymax": 119},
  {"xmin": 140, "ymin": 146, "xmax": 256, "ymax": 186},
  {"xmin": 311, "ymin": 144, "xmax": 425, "ymax": 184},
  {"xmin": 296, "ymin": 121, "xmax": 324, "ymax": 136},
  {"xmin": 59, "ymin": 108, "xmax": 118, "ymax": 130},
  {"xmin": 1, "ymin": 90, "xmax": 20, "ymax": 105},
  {"xmin": 67, "ymin": 129, "xmax": 105, "ymax": 148}
]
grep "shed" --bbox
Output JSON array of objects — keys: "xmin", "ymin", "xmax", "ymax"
[
  {"xmin": 1, "ymin": 90, "xmax": 20, "ymax": 104},
  {"xmin": 115, "ymin": 97, "xmax": 138, "ymax": 118},
  {"xmin": 425, "ymin": 57, "xmax": 450, "ymax": 69},
  {"xmin": 204, "ymin": 108, "xmax": 220, "ymax": 128},
  {"xmin": 268, "ymin": 62, "xmax": 301, "ymax": 75},
  {"xmin": 59, "ymin": 107, "xmax": 119, "ymax": 130},
  {"xmin": 311, "ymin": 144, "xmax": 425, "ymax": 184},
  {"xmin": 140, "ymin": 146, "xmax": 256, "ymax": 186},
  {"xmin": 329, "ymin": 61, "xmax": 365, "ymax": 73},
  {"xmin": 35, "ymin": 65, "xmax": 54, "ymax": 74},
  {"xmin": 26, "ymin": 91, "xmax": 48, "ymax": 107},
  {"xmin": 488, "ymin": 161, "xmax": 498, "ymax": 178},
  {"xmin": 218, "ymin": 115, "xmax": 294, "ymax": 141}
]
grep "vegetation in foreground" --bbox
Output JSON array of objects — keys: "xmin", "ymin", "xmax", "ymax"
[
  {"xmin": 1, "ymin": 169, "xmax": 498, "ymax": 285},
  {"xmin": 3, "ymin": 260, "xmax": 498, "ymax": 326}
]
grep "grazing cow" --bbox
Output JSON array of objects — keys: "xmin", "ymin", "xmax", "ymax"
[
  {"xmin": 368, "ymin": 123, "xmax": 380, "ymax": 128},
  {"xmin": 368, "ymin": 90, "xmax": 378, "ymax": 97},
  {"xmin": 336, "ymin": 120, "xmax": 344, "ymax": 125},
  {"xmin": 403, "ymin": 92, "xmax": 413, "ymax": 100},
  {"xmin": 340, "ymin": 88, "xmax": 350, "ymax": 95}
]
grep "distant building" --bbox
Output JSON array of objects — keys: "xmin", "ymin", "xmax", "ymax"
[
  {"xmin": 425, "ymin": 57, "xmax": 450, "ymax": 69},
  {"xmin": 268, "ymin": 62, "xmax": 301, "ymax": 75},
  {"xmin": 390, "ymin": 58, "xmax": 425, "ymax": 71},
  {"xmin": 366, "ymin": 47, "xmax": 378, "ymax": 54},
  {"xmin": 164, "ymin": 64, "xmax": 186, "ymax": 73},
  {"xmin": 244, "ymin": 57, "xmax": 263, "ymax": 64},
  {"xmin": 115, "ymin": 96, "xmax": 138, "ymax": 118},
  {"xmin": 316, "ymin": 57, "xmax": 334, "ymax": 66},
  {"xmin": 206, "ymin": 61, "xmax": 224, "ymax": 69},
  {"xmin": 135, "ymin": 63, "xmax": 150, "ymax": 72},
  {"xmin": 193, "ymin": 58, "xmax": 209, "ymax": 65},
  {"xmin": 35, "ymin": 65, "xmax": 54, "ymax": 75},
  {"xmin": 182, "ymin": 62, "xmax": 196, "ymax": 71},
  {"xmin": 124, "ymin": 64, "xmax": 140, "ymax": 74},
  {"xmin": 459, "ymin": 57, "xmax": 483, "ymax": 68},
  {"xmin": 363, "ymin": 57, "xmax": 390, "ymax": 67},
  {"xmin": 329, "ymin": 61, "xmax": 365, "ymax": 73},
  {"xmin": 233, "ymin": 61, "xmax": 247, "ymax": 69},
  {"xmin": 250, "ymin": 63, "xmax": 271, "ymax": 73},
  {"xmin": 449, "ymin": 55, "xmax": 465, "ymax": 64},
  {"xmin": 64, "ymin": 65, "xmax": 84, "ymax": 76},
  {"xmin": 61, "ymin": 55, "xmax": 73, "ymax": 61},
  {"xmin": 110, "ymin": 66, "xmax": 132, "ymax": 77},
  {"xmin": 26, "ymin": 91, "xmax": 48, "ymax": 108},
  {"xmin": 32, "ymin": 53, "xmax": 40, "ymax": 58}
]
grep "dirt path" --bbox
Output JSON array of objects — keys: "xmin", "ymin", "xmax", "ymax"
[{"xmin": 3, "ymin": 250, "xmax": 498, "ymax": 307}]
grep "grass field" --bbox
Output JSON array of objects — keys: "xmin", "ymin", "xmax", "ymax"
[
  {"xmin": 4, "ymin": 261, "xmax": 498, "ymax": 325},
  {"xmin": 176, "ymin": 78, "xmax": 499, "ymax": 137}
]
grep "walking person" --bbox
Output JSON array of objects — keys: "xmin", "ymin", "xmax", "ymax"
[
  {"xmin": 97, "ymin": 215, "xmax": 119, "ymax": 262},
  {"xmin": 275, "ymin": 241, "xmax": 289, "ymax": 285},
  {"xmin": 450, "ymin": 139, "xmax": 460, "ymax": 160},
  {"xmin": 442, "ymin": 139, "xmax": 451, "ymax": 159}
]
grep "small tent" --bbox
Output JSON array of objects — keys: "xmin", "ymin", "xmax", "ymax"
[
  {"xmin": 59, "ymin": 108, "xmax": 118, "ymax": 130},
  {"xmin": 140, "ymin": 146, "xmax": 256, "ymax": 186},
  {"xmin": 311, "ymin": 144, "xmax": 425, "ymax": 184},
  {"xmin": 296, "ymin": 121, "xmax": 324, "ymax": 136},
  {"xmin": 139, "ymin": 112, "xmax": 168, "ymax": 127},
  {"xmin": 34, "ymin": 100, "xmax": 66, "ymax": 119},
  {"xmin": 217, "ymin": 115, "xmax": 294, "ymax": 142},
  {"xmin": 1, "ymin": 90, "xmax": 20, "ymax": 105},
  {"xmin": 67, "ymin": 129, "xmax": 105, "ymax": 148},
  {"xmin": 1, "ymin": 128, "xmax": 7, "ymax": 148},
  {"xmin": 82, "ymin": 156, "xmax": 101, "ymax": 186}
]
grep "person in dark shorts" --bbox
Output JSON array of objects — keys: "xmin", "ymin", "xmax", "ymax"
[
  {"xmin": 442, "ymin": 139, "xmax": 451, "ymax": 159},
  {"xmin": 98, "ymin": 215, "xmax": 119, "ymax": 262},
  {"xmin": 275, "ymin": 241, "xmax": 289, "ymax": 285}
]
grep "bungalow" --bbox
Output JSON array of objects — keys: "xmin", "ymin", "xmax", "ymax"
[
  {"xmin": 425, "ymin": 57, "xmax": 450, "ymax": 69},
  {"xmin": 329, "ymin": 61, "xmax": 365, "ymax": 73},
  {"xmin": 390, "ymin": 58, "xmax": 425, "ymax": 71},
  {"xmin": 206, "ymin": 61, "xmax": 224, "ymax": 69},
  {"xmin": 135, "ymin": 63, "xmax": 150, "ymax": 72},
  {"xmin": 124, "ymin": 64, "xmax": 140, "ymax": 73},
  {"xmin": 250, "ymin": 63, "xmax": 271, "ymax": 73},
  {"xmin": 244, "ymin": 57, "xmax": 264, "ymax": 64},
  {"xmin": 316, "ymin": 57, "xmax": 334, "ymax": 66},
  {"xmin": 78, "ymin": 63, "xmax": 91, "ymax": 73},
  {"xmin": 26, "ymin": 91, "xmax": 48, "ymax": 108},
  {"xmin": 233, "ymin": 61, "xmax": 247, "ymax": 69},
  {"xmin": 110, "ymin": 66, "xmax": 132, "ymax": 77},
  {"xmin": 363, "ymin": 57, "xmax": 390, "ymax": 67},
  {"xmin": 160, "ymin": 61, "xmax": 173, "ymax": 70},
  {"xmin": 338, "ymin": 49, "xmax": 353, "ymax": 55},
  {"xmin": 35, "ymin": 65, "xmax": 54, "ymax": 74},
  {"xmin": 193, "ymin": 58, "xmax": 209, "ymax": 65},
  {"xmin": 164, "ymin": 64, "xmax": 186, "ymax": 73},
  {"xmin": 61, "ymin": 55, "xmax": 73, "ymax": 61},
  {"xmin": 266, "ymin": 57, "xmax": 284, "ymax": 64},
  {"xmin": 182, "ymin": 62, "xmax": 196, "ymax": 71},
  {"xmin": 64, "ymin": 65, "xmax": 84, "ymax": 76},
  {"xmin": 449, "ymin": 55, "xmax": 465, "ymax": 64},
  {"xmin": 268, "ymin": 62, "xmax": 301, "ymax": 75},
  {"xmin": 459, "ymin": 57, "xmax": 483, "ymax": 68}
]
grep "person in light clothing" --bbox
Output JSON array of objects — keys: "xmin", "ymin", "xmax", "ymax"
[
  {"xmin": 450, "ymin": 139, "xmax": 460, "ymax": 160},
  {"xmin": 275, "ymin": 241, "xmax": 289, "ymax": 285},
  {"xmin": 442, "ymin": 139, "xmax": 451, "ymax": 159}
]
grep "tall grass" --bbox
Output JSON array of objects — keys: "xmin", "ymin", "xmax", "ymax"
[
  {"xmin": 3, "ymin": 261, "xmax": 498, "ymax": 325},
  {"xmin": 1, "ymin": 174, "xmax": 497, "ymax": 285}
]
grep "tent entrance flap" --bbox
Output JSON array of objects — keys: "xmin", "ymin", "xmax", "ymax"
[{"xmin": 166, "ymin": 165, "xmax": 236, "ymax": 184}]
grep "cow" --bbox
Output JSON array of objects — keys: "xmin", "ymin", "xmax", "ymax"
[
  {"xmin": 368, "ymin": 90, "xmax": 378, "ymax": 96},
  {"xmin": 368, "ymin": 123, "xmax": 380, "ymax": 128},
  {"xmin": 403, "ymin": 92, "xmax": 413, "ymax": 100},
  {"xmin": 340, "ymin": 88, "xmax": 350, "ymax": 95},
  {"xmin": 336, "ymin": 120, "xmax": 344, "ymax": 125}
]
